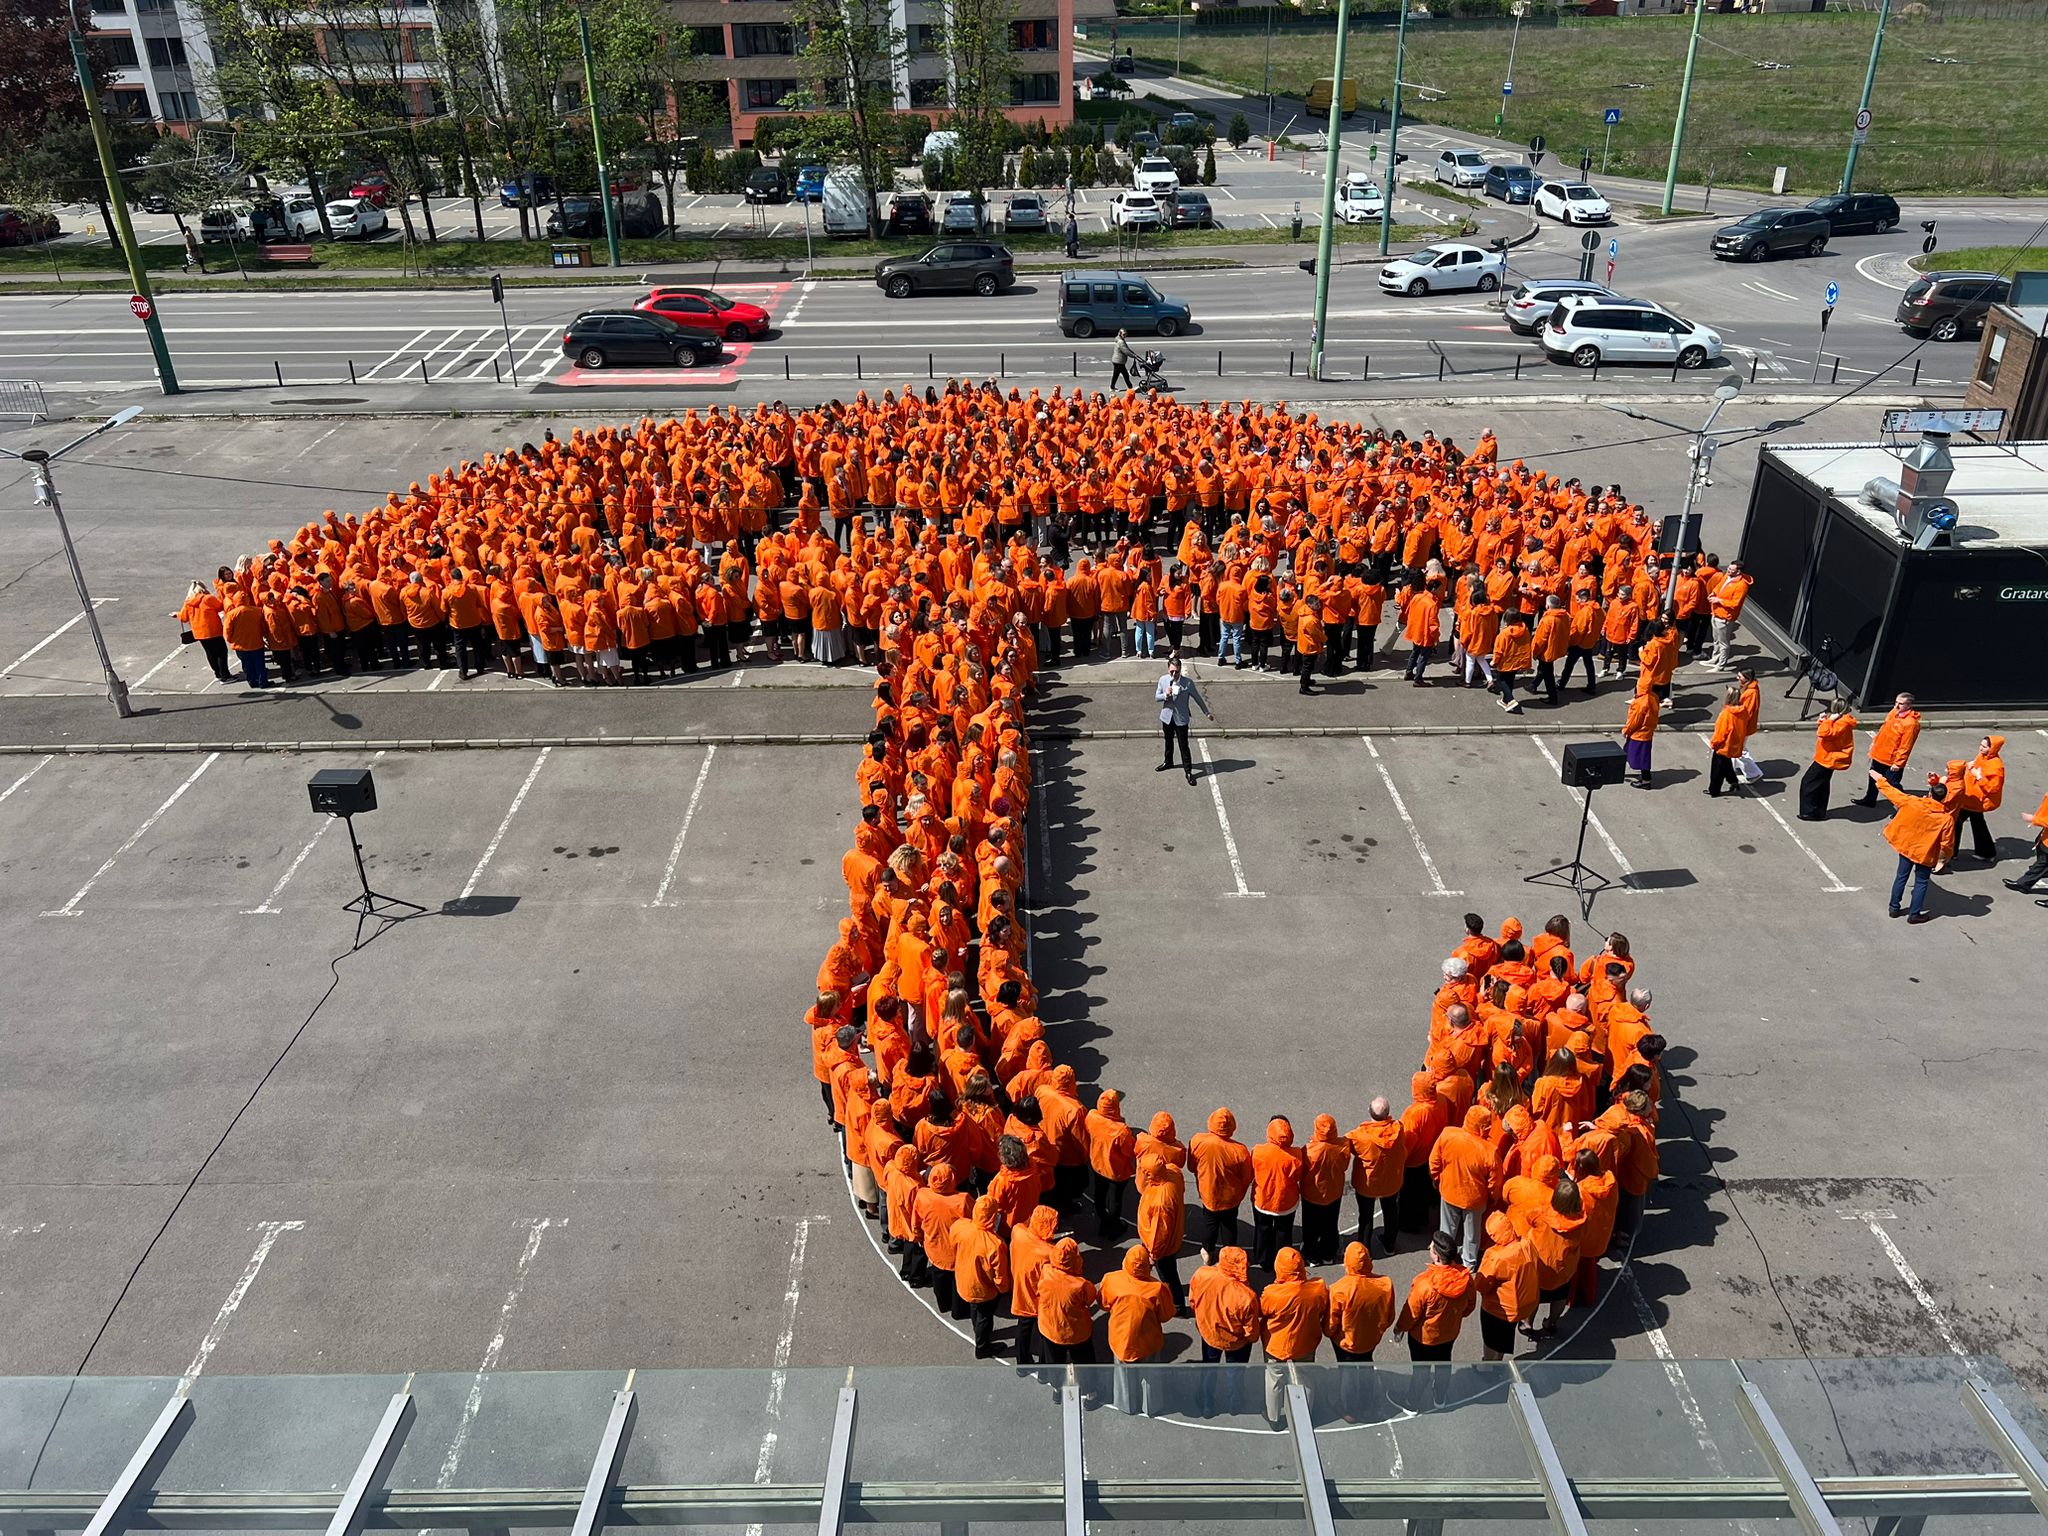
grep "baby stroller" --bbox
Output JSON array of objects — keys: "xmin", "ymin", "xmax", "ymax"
[{"xmin": 1133, "ymin": 348, "xmax": 1170, "ymax": 395}]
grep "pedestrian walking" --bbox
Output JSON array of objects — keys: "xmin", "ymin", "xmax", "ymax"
[
  {"xmin": 1111, "ymin": 328, "xmax": 1137, "ymax": 391},
  {"xmin": 182, "ymin": 225, "xmax": 206, "ymax": 274},
  {"xmin": 1797, "ymin": 703, "xmax": 1858, "ymax": 821},
  {"xmin": 1293, "ymin": 595, "xmax": 1325, "ymax": 694},
  {"xmin": 1705, "ymin": 686, "xmax": 1749, "ymax": 797},
  {"xmin": 1154, "ymin": 654, "xmax": 1212, "ymax": 784},
  {"xmin": 2006, "ymin": 790, "xmax": 2048, "ymax": 902},
  {"xmin": 1853, "ymin": 693, "xmax": 1921, "ymax": 806}
]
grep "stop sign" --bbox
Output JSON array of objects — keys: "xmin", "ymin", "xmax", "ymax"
[{"xmin": 129, "ymin": 294, "xmax": 153, "ymax": 321}]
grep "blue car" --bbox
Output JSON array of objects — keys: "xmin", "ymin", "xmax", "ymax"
[
  {"xmin": 1482, "ymin": 164, "xmax": 1540, "ymax": 204},
  {"xmin": 499, "ymin": 171, "xmax": 552, "ymax": 208},
  {"xmin": 793, "ymin": 164, "xmax": 826, "ymax": 203}
]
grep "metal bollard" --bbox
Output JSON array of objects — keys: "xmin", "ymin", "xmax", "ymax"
[
  {"xmin": 419, "ymin": 358, "xmax": 428, "ymax": 384},
  {"xmin": 1289, "ymin": 350, "xmax": 1295, "ymax": 376},
  {"xmin": 1831, "ymin": 355, "xmax": 1841, "ymax": 383},
  {"xmin": 274, "ymin": 361, "xmax": 284, "ymax": 386},
  {"xmin": 1750, "ymin": 354, "xmax": 1758, "ymax": 383},
  {"xmin": 348, "ymin": 360, "xmax": 357, "ymax": 384},
  {"xmin": 929, "ymin": 352, "xmax": 934, "ymax": 378},
  {"xmin": 785, "ymin": 356, "xmax": 791, "ymax": 380},
  {"xmin": 1438, "ymin": 353, "xmax": 1446, "ymax": 382},
  {"xmin": 1514, "ymin": 355, "xmax": 1521, "ymax": 380},
  {"xmin": 857, "ymin": 353, "xmax": 862, "ymax": 380},
  {"xmin": 1362, "ymin": 355, "xmax": 1369, "ymax": 380},
  {"xmin": 1218, "ymin": 350, "xmax": 1223, "ymax": 376},
  {"xmin": 1670, "ymin": 358, "xmax": 1679, "ymax": 383},
  {"xmin": 1072, "ymin": 351, "xmax": 1078, "ymax": 378},
  {"xmin": 1000, "ymin": 352, "xmax": 1005, "ymax": 376},
  {"xmin": 1912, "ymin": 358, "xmax": 1922, "ymax": 386},
  {"xmin": 494, "ymin": 359, "xmax": 502, "ymax": 383},
  {"xmin": 1592, "ymin": 359, "xmax": 1600, "ymax": 383}
]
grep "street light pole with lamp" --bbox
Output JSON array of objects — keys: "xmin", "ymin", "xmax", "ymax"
[
  {"xmin": 1500, "ymin": 2, "xmax": 1527, "ymax": 127},
  {"xmin": 1600, "ymin": 380, "xmax": 1744, "ymax": 622},
  {"xmin": 0, "ymin": 406, "xmax": 145, "ymax": 719}
]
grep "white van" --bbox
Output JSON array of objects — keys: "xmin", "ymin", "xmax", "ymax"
[
  {"xmin": 821, "ymin": 166, "xmax": 872, "ymax": 237},
  {"xmin": 198, "ymin": 202, "xmax": 254, "ymax": 241}
]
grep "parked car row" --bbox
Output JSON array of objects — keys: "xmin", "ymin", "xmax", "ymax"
[{"xmin": 1710, "ymin": 193, "xmax": 1900, "ymax": 261}]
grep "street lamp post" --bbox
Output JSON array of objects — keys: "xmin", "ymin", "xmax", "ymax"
[
  {"xmin": 1264, "ymin": 2, "xmax": 1276, "ymax": 132},
  {"xmin": 1602, "ymin": 381, "xmax": 1741, "ymax": 622},
  {"xmin": 1177, "ymin": 0, "xmax": 1185, "ymax": 74},
  {"xmin": 1661, "ymin": 0, "xmax": 1709, "ymax": 215},
  {"xmin": 1308, "ymin": 0, "xmax": 1353, "ymax": 379},
  {"xmin": 0, "ymin": 407, "xmax": 144, "ymax": 719},
  {"xmin": 1377, "ymin": 0, "xmax": 1410, "ymax": 257},
  {"xmin": 576, "ymin": 11, "xmax": 623, "ymax": 269},
  {"xmin": 1841, "ymin": 0, "xmax": 1892, "ymax": 193},
  {"xmin": 1501, "ymin": 2, "xmax": 1526, "ymax": 127}
]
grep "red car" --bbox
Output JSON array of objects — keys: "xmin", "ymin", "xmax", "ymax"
[
  {"xmin": 348, "ymin": 173, "xmax": 392, "ymax": 207},
  {"xmin": 634, "ymin": 287, "xmax": 772, "ymax": 342}
]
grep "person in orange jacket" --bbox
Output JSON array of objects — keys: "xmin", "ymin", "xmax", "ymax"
[
  {"xmin": 1854, "ymin": 692, "xmax": 1922, "ymax": 806},
  {"xmin": 1102, "ymin": 1245, "xmax": 1177, "ymax": 1413},
  {"xmin": 1621, "ymin": 678, "xmax": 1661, "ymax": 789},
  {"xmin": 1398, "ymin": 1070, "xmax": 1449, "ymax": 1238},
  {"xmin": 1394, "ymin": 1231, "xmax": 1476, "ymax": 1362},
  {"xmin": 1135, "ymin": 1150, "xmax": 1188, "ymax": 1309},
  {"xmin": 1429, "ymin": 1104, "xmax": 1497, "ymax": 1268},
  {"xmin": 178, "ymin": 580, "xmax": 232, "ymax": 682},
  {"xmin": 1347, "ymin": 1098, "xmax": 1406, "ymax": 1257},
  {"xmin": 1798, "ymin": 702, "xmax": 1859, "ymax": 821},
  {"xmin": 1957, "ymin": 734, "xmax": 2006, "ymax": 862},
  {"xmin": 1326, "ymin": 1241, "xmax": 1395, "ymax": 1361},
  {"xmin": 1189, "ymin": 1245, "xmax": 1261, "ymax": 1417},
  {"xmin": 951, "ymin": 1194, "xmax": 1012, "ymax": 1358},
  {"xmin": 1873, "ymin": 767, "xmax": 1958, "ymax": 922},
  {"xmin": 1035, "ymin": 1237, "xmax": 1100, "ymax": 1364},
  {"xmin": 1299, "ymin": 1114, "xmax": 1351, "ymax": 1265},
  {"xmin": 1258, "ymin": 1247, "xmax": 1329, "ymax": 1421},
  {"xmin": 1705, "ymin": 684, "xmax": 1749, "ymax": 799},
  {"xmin": 1084, "ymin": 1089, "xmax": 1138, "ymax": 1240},
  {"xmin": 1190, "ymin": 1107, "xmax": 1253, "ymax": 1260},
  {"xmin": 2007, "ymin": 790, "xmax": 2048, "ymax": 899},
  {"xmin": 1008, "ymin": 1204, "xmax": 1061, "ymax": 1365},
  {"xmin": 1473, "ymin": 1209, "xmax": 1539, "ymax": 1361},
  {"xmin": 1249, "ymin": 1116, "xmax": 1304, "ymax": 1271}
]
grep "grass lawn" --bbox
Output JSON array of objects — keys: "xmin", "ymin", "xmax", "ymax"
[
  {"xmin": 1134, "ymin": 11, "xmax": 2048, "ymax": 196},
  {"xmin": 1915, "ymin": 245, "xmax": 2048, "ymax": 276}
]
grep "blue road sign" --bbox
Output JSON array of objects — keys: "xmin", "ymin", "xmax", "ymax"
[
  {"xmin": 1604, "ymin": 107, "xmax": 1622, "ymax": 125},
  {"xmin": 1608, "ymin": 236, "xmax": 1619, "ymax": 257},
  {"xmin": 1503, "ymin": 80, "xmax": 1514, "ymax": 96},
  {"xmin": 1825, "ymin": 280, "xmax": 1840, "ymax": 306}
]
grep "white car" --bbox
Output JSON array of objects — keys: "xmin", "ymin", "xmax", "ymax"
[
  {"xmin": 277, "ymin": 194, "xmax": 324, "ymax": 239},
  {"xmin": 1540, "ymin": 294, "xmax": 1722, "ymax": 369},
  {"xmin": 1534, "ymin": 180, "xmax": 1612, "ymax": 225},
  {"xmin": 323, "ymin": 198, "xmax": 388, "ymax": 239},
  {"xmin": 198, "ymin": 202, "xmax": 254, "ymax": 241},
  {"xmin": 1334, "ymin": 173, "xmax": 1385, "ymax": 225},
  {"xmin": 1109, "ymin": 191, "xmax": 1165, "ymax": 229},
  {"xmin": 1434, "ymin": 149, "xmax": 1488, "ymax": 188},
  {"xmin": 1132, "ymin": 157, "xmax": 1180, "ymax": 196},
  {"xmin": 1378, "ymin": 242, "xmax": 1505, "ymax": 296}
]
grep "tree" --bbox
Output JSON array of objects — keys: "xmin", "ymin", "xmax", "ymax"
[
  {"xmin": 1202, "ymin": 142, "xmax": 1216, "ymax": 184},
  {"xmin": 936, "ymin": 0, "xmax": 1015, "ymax": 197},
  {"xmin": 788, "ymin": 0, "xmax": 905, "ymax": 235},
  {"xmin": 0, "ymin": 0, "xmax": 112, "ymax": 143},
  {"xmin": 1018, "ymin": 144, "xmax": 1038, "ymax": 187},
  {"xmin": 195, "ymin": 0, "xmax": 354, "ymax": 239},
  {"xmin": 1228, "ymin": 111, "xmax": 1250, "ymax": 148},
  {"xmin": 139, "ymin": 131, "xmax": 254, "ymax": 277},
  {"xmin": 0, "ymin": 153, "xmax": 67, "ymax": 279}
]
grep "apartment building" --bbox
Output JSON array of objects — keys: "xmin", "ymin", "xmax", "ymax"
[
  {"xmin": 84, "ymin": 0, "xmax": 219, "ymax": 124},
  {"xmin": 668, "ymin": 0, "xmax": 1074, "ymax": 146}
]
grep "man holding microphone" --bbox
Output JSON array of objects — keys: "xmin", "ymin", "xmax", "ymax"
[{"xmin": 1156, "ymin": 654, "xmax": 1214, "ymax": 785}]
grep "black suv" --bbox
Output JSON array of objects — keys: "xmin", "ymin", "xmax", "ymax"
[
  {"xmin": 1805, "ymin": 191, "xmax": 1900, "ymax": 235},
  {"xmin": 874, "ymin": 241, "xmax": 1016, "ymax": 298},
  {"xmin": 1895, "ymin": 271, "xmax": 2011, "ymax": 341},
  {"xmin": 547, "ymin": 193, "xmax": 663, "ymax": 240},
  {"xmin": 1711, "ymin": 207, "xmax": 1830, "ymax": 261},
  {"xmin": 561, "ymin": 311, "xmax": 724, "ymax": 370}
]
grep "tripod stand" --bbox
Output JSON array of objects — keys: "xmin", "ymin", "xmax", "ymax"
[
  {"xmin": 1523, "ymin": 782, "xmax": 1613, "ymax": 917},
  {"xmin": 337, "ymin": 812, "xmax": 425, "ymax": 948}
]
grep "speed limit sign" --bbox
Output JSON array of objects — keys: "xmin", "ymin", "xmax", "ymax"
[{"xmin": 129, "ymin": 294, "xmax": 154, "ymax": 322}]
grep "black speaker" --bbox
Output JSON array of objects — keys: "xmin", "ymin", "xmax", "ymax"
[
  {"xmin": 308, "ymin": 767, "xmax": 377, "ymax": 816},
  {"xmin": 1559, "ymin": 741, "xmax": 1626, "ymax": 791}
]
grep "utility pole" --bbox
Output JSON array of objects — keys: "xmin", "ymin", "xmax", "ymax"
[
  {"xmin": 70, "ymin": 34, "xmax": 178, "ymax": 396},
  {"xmin": 1842, "ymin": 0, "xmax": 1892, "ymax": 193},
  {"xmin": 0, "ymin": 408, "xmax": 145, "ymax": 719},
  {"xmin": 1264, "ymin": 2, "xmax": 1275, "ymax": 132},
  {"xmin": 1377, "ymin": 0, "xmax": 1410, "ymax": 257},
  {"xmin": 1661, "ymin": 0, "xmax": 1707, "ymax": 215},
  {"xmin": 577, "ymin": 11, "xmax": 623, "ymax": 269},
  {"xmin": 1500, "ymin": 1, "xmax": 1526, "ymax": 127},
  {"xmin": 1308, "ymin": 0, "xmax": 1352, "ymax": 380}
]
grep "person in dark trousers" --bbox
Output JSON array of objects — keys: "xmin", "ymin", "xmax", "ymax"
[
  {"xmin": 1111, "ymin": 329, "xmax": 1137, "ymax": 391},
  {"xmin": 1155, "ymin": 654, "xmax": 1212, "ymax": 785},
  {"xmin": 1798, "ymin": 703, "xmax": 1858, "ymax": 821},
  {"xmin": 2006, "ymin": 791, "xmax": 2048, "ymax": 900}
]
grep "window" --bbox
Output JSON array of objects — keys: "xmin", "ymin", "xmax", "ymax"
[
  {"xmin": 909, "ymin": 22, "xmax": 940, "ymax": 52},
  {"xmin": 97, "ymin": 34, "xmax": 139, "ymax": 65},
  {"xmin": 105, "ymin": 86, "xmax": 150, "ymax": 115},
  {"xmin": 732, "ymin": 23, "xmax": 793, "ymax": 56},
  {"xmin": 1979, "ymin": 329, "xmax": 2006, "ymax": 389},
  {"xmin": 691, "ymin": 25, "xmax": 725, "ymax": 56},
  {"xmin": 1122, "ymin": 283, "xmax": 1152, "ymax": 304},
  {"xmin": 1091, "ymin": 282, "xmax": 1117, "ymax": 303},
  {"xmin": 742, "ymin": 77, "xmax": 799, "ymax": 110},
  {"xmin": 1009, "ymin": 71, "xmax": 1057, "ymax": 104},
  {"xmin": 1011, "ymin": 18, "xmax": 1052, "ymax": 49},
  {"xmin": 159, "ymin": 89, "xmax": 201, "ymax": 119},
  {"xmin": 146, "ymin": 34, "xmax": 188, "ymax": 66},
  {"xmin": 1064, "ymin": 282, "xmax": 1089, "ymax": 304},
  {"xmin": 909, "ymin": 76, "xmax": 947, "ymax": 107}
]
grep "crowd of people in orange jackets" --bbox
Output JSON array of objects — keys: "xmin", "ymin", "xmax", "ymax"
[{"xmin": 177, "ymin": 392, "xmax": 1744, "ymax": 742}]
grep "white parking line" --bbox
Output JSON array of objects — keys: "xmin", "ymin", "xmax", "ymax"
[
  {"xmin": 437, "ymin": 1218, "xmax": 556, "ymax": 1490},
  {"xmin": 42, "ymin": 752, "xmax": 220, "ymax": 917},
  {"xmin": 1528, "ymin": 735, "xmax": 1650, "ymax": 891},
  {"xmin": 649, "ymin": 745, "xmax": 717, "ymax": 907},
  {"xmin": 179, "ymin": 1220, "xmax": 304, "ymax": 1390},
  {"xmin": 1196, "ymin": 738, "xmax": 1265, "ymax": 898},
  {"xmin": 460, "ymin": 748, "xmax": 549, "ymax": 899},
  {"xmin": 3, "ymin": 599, "xmax": 118, "ymax": 678},
  {"xmin": 134, "ymin": 644, "xmax": 189, "ymax": 689},
  {"xmin": 1693, "ymin": 732, "xmax": 1858, "ymax": 891},
  {"xmin": 742, "ymin": 1215, "xmax": 821, "ymax": 1536},
  {"xmin": 0, "ymin": 754, "xmax": 53, "ymax": 805},
  {"xmin": 246, "ymin": 750, "xmax": 388, "ymax": 914},
  {"xmin": 1848, "ymin": 1209, "xmax": 1969, "ymax": 1360},
  {"xmin": 1361, "ymin": 735, "xmax": 1462, "ymax": 896}
]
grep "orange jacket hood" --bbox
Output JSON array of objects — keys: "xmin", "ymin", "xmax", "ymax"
[
  {"xmin": 1344, "ymin": 1241, "xmax": 1374, "ymax": 1276},
  {"xmin": 1986, "ymin": 734, "xmax": 2006, "ymax": 756},
  {"xmin": 1463, "ymin": 1105, "xmax": 1496, "ymax": 1138},
  {"xmin": 928, "ymin": 1162, "xmax": 958, "ymax": 1195},
  {"xmin": 1220, "ymin": 1246, "xmax": 1250, "ymax": 1284},
  {"xmin": 1052, "ymin": 1237, "xmax": 1082, "ymax": 1274},
  {"xmin": 1274, "ymin": 1247, "xmax": 1306, "ymax": 1281},
  {"xmin": 972, "ymin": 1194, "xmax": 1001, "ymax": 1231},
  {"xmin": 1265, "ymin": 1117, "xmax": 1294, "ymax": 1147},
  {"xmin": 1410, "ymin": 1071, "xmax": 1436, "ymax": 1103},
  {"xmin": 1434, "ymin": 1262, "xmax": 1475, "ymax": 1301},
  {"xmin": 1208, "ymin": 1107, "xmax": 1237, "ymax": 1137},
  {"xmin": 1028, "ymin": 1205, "xmax": 1059, "ymax": 1240},
  {"xmin": 1095, "ymin": 1089, "xmax": 1125, "ymax": 1120},
  {"xmin": 1312, "ymin": 1113, "xmax": 1340, "ymax": 1144},
  {"xmin": 1024, "ymin": 1040, "xmax": 1052, "ymax": 1070},
  {"xmin": 1148, "ymin": 1111, "xmax": 1178, "ymax": 1140},
  {"xmin": 1121, "ymin": 1246, "xmax": 1154, "ymax": 1280},
  {"xmin": 1049, "ymin": 1065, "xmax": 1078, "ymax": 1095}
]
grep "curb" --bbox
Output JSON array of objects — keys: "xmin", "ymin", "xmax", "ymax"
[{"xmin": 4, "ymin": 714, "xmax": 2037, "ymax": 756}]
